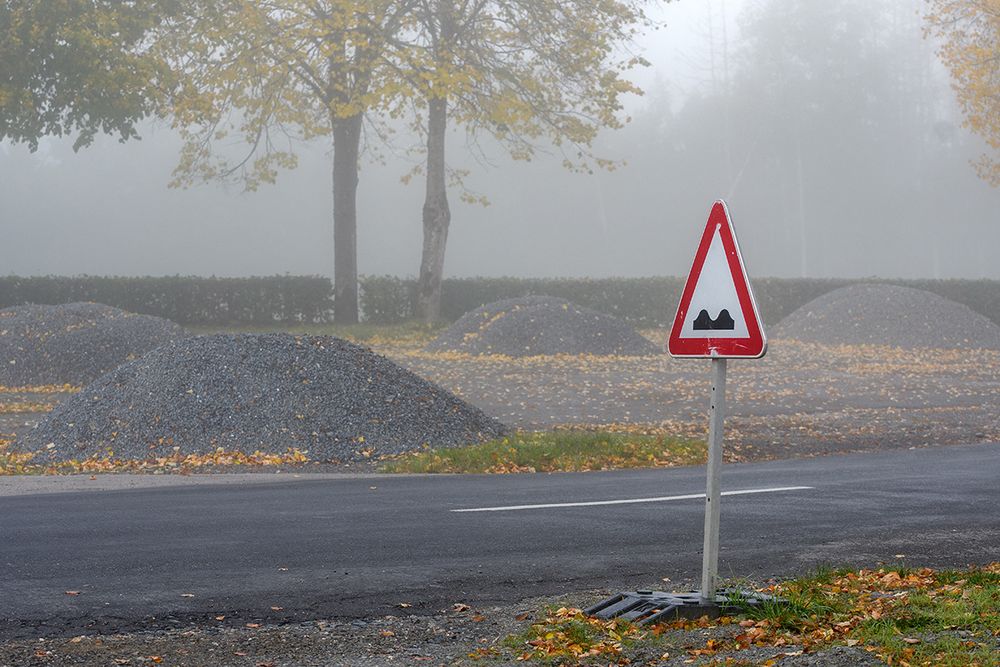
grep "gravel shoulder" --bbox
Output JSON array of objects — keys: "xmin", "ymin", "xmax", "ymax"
[{"xmin": 0, "ymin": 589, "xmax": 882, "ymax": 667}]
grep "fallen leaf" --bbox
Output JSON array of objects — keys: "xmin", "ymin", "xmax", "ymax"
[
  {"xmin": 245, "ymin": 623, "xmax": 260, "ymax": 629},
  {"xmin": 64, "ymin": 591, "xmax": 80, "ymax": 596},
  {"xmin": 452, "ymin": 603, "xmax": 471, "ymax": 613},
  {"xmin": 270, "ymin": 606, "xmax": 283, "ymax": 611},
  {"xmin": 380, "ymin": 630, "xmax": 395, "ymax": 637},
  {"xmin": 902, "ymin": 637, "xmax": 921, "ymax": 644},
  {"xmin": 214, "ymin": 615, "xmax": 225, "ymax": 621},
  {"xmin": 398, "ymin": 602, "xmax": 412, "ymax": 608},
  {"xmin": 148, "ymin": 657, "xmax": 163, "ymax": 664},
  {"xmin": 180, "ymin": 593, "xmax": 194, "ymax": 598}
]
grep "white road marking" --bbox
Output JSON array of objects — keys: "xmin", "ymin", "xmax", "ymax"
[{"xmin": 451, "ymin": 486, "xmax": 813, "ymax": 513}]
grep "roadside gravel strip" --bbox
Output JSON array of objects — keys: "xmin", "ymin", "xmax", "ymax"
[
  {"xmin": 0, "ymin": 593, "xmax": 884, "ymax": 667},
  {"xmin": 0, "ymin": 302, "xmax": 185, "ymax": 385},
  {"xmin": 24, "ymin": 334, "xmax": 508, "ymax": 462}
]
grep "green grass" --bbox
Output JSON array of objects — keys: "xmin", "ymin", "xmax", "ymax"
[
  {"xmin": 746, "ymin": 564, "xmax": 1000, "ymax": 666},
  {"xmin": 380, "ymin": 431, "xmax": 706, "ymax": 474},
  {"xmin": 492, "ymin": 564, "xmax": 1000, "ymax": 665}
]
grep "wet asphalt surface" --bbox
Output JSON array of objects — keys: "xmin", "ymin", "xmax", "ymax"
[{"xmin": 2, "ymin": 442, "xmax": 998, "ymax": 641}]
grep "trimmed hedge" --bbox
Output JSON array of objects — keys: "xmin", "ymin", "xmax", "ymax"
[
  {"xmin": 2, "ymin": 275, "xmax": 997, "ymax": 328},
  {"xmin": 0, "ymin": 275, "xmax": 334, "ymax": 324},
  {"xmin": 359, "ymin": 275, "xmax": 1000, "ymax": 328}
]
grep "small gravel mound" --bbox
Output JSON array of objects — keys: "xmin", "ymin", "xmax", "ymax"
[
  {"xmin": 774, "ymin": 284, "xmax": 1000, "ymax": 349},
  {"xmin": 24, "ymin": 334, "xmax": 508, "ymax": 462},
  {"xmin": 428, "ymin": 296, "xmax": 660, "ymax": 357},
  {"xmin": 0, "ymin": 302, "xmax": 186, "ymax": 386}
]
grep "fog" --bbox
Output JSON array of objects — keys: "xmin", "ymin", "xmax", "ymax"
[{"xmin": 2, "ymin": 0, "xmax": 998, "ymax": 281}]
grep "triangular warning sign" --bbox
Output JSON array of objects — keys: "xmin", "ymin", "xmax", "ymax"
[{"xmin": 668, "ymin": 201, "xmax": 766, "ymax": 358}]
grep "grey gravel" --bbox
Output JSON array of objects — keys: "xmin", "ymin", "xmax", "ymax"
[
  {"xmin": 0, "ymin": 302, "xmax": 185, "ymax": 386},
  {"xmin": 23, "ymin": 333, "xmax": 508, "ymax": 462},
  {"xmin": 774, "ymin": 283, "xmax": 1000, "ymax": 349},
  {"xmin": 427, "ymin": 296, "xmax": 660, "ymax": 357},
  {"xmin": 0, "ymin": 591, "xmax": 891, "ymax": 666},
  {"xmin": 671, "ymin": 645, "xmax": 884, "ymax": 666}
]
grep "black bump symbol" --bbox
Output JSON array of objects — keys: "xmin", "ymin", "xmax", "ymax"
[{"xmin": 693, "ymin": 309, "xmax": 735, "ymax": 331}]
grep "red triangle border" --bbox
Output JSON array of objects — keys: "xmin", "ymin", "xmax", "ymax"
[{"xmin": 667, "ymin": 201, "xmax": 767, "ymax": 358}]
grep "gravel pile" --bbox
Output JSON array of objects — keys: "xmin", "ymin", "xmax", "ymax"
[
  {"xmin": 774, "ymin": 284, "xmax": 1000, "ymax": 349},
  {"xmin": 24, "ymin": 333, "xmax": 508, "ymax": 462},
  {"xmin": 428, "ymin": 296, "xmax": 660, "ymax": 356},
  {"xmin": 0, "ymin": 302, "xmax": 186, "ymax": 386}
]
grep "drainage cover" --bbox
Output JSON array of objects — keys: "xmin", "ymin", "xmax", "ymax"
[{"xmin": 585, "ymin": 589, "xmax": 783, "ymax": 625}]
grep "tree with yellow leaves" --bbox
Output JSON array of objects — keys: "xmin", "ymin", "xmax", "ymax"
[
  {"xmin": 927, "ymin": 0, "xmax": 1000, "ymax": 185},
  {"xmin": 160, "ymin": 0, "xmax": 417, "ymax": 324},
  {"xmin": 160, "ymin": 1, "xmax": 651, "ymax": 323},
  {"xmin": 402, "ymin": 0, "xmax": 651, "ymax": 322},
  {"xmin": 0, "ymin": 0, "xmax": 178, "ymax": 151}
]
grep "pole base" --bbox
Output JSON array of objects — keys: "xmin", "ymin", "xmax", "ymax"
[{"xmin": 585, "ymin": 589, "xmax": 783, "ymax": 624}]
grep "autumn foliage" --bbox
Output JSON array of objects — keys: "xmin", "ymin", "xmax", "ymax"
[
  {"xmin": 489, "ymin": 563, "xmax": 1000, "ymax": 665},
  {"xmin": 927, "ymin": 0, "xmax": 1000, "ymax": 185}
]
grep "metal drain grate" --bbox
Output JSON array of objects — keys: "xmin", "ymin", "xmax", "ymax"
[{"xmin": 585, "ymin": 589, "xmax": 783, "ymax": 625}]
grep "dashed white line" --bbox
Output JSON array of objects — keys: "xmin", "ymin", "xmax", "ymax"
[{"xmin": 450, "ymin": 486, "xmax": 814, "ymax": 513}]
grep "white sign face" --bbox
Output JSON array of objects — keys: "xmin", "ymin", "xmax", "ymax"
[
  {"xmin": 668, "ymin": 200, "xmax": 766, "ymax": 359},
  {"xmin": 677, "ymin": 225, "xmax": 750, "ymax": 340}
]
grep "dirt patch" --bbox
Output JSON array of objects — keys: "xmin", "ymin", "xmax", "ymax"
[{"xmin": 386, "ymin": 337, "xmax": 1000, "ymax": 461}]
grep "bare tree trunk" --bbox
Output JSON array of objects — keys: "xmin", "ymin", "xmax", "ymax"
[
  {"xmin": 332, "ymin": 113, "xmax": 362, "ymax": 324},
  {"xmin": 416, "ymin": 96, "xmax": 450, "ymax": 323}
]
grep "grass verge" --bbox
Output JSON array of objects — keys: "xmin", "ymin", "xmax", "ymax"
[
  {"xmin": 487, "ymin": 563, "xmax": 1000, "ymax": 665},
  {"xmin": 380, "ymin": 431, "xmax": 706, "ymax": 474}
]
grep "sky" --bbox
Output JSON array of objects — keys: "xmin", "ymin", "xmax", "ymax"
[{"xmin": 2, "ymin": 0, "xmax": 998, "ymax": 281}]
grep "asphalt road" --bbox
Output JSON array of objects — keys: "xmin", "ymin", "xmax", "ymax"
[{"xmin": 2, "ymin": 443, "xmax": 999, "ymax": 640}]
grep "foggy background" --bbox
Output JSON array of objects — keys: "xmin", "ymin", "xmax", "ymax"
[{"xmin": 2, "ymin": 0, "xmax": 997, "ymax": 281}]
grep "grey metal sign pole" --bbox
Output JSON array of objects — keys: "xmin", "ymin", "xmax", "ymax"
[{"xmin": 700, "ymin": 357, "xmax": 727, "ymax": 600}]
